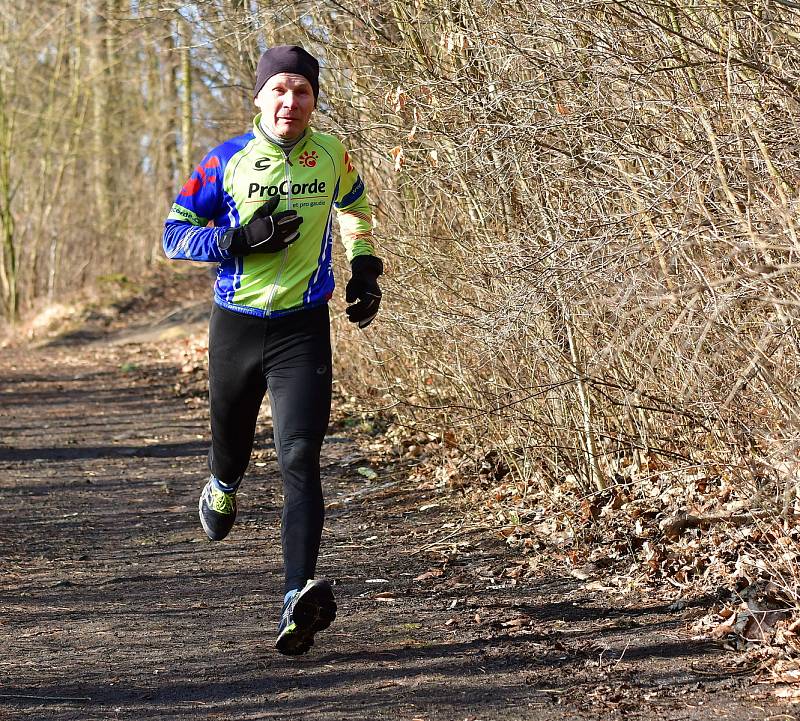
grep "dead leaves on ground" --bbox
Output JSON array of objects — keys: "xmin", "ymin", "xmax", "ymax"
[
  {"xmin": 384, "ymin": 437, "xmax": 800, "ymax": 669},
  {"xmin": 168, "ymin": 335, "xmax": 207, "ymax": 399}
]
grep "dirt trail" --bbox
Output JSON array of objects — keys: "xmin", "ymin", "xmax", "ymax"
[{"xmin": 0, "ymin": 323, "xmax": 794, "ymax": 720}]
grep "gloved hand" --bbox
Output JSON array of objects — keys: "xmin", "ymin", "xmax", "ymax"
[
  {"xmin": 346, "ymin": 255, "xmax": 383, "ymax": 329},
  {"xmin": 222, "ymin": 196, "xmax": 303, "ymax": 255}
]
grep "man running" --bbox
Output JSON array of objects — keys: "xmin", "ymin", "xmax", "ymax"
[{"xmin": 162, "ymin": 45, "xmax": 383, "ymax": 655}]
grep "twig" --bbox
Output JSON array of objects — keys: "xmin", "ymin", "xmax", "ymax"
[
  {"xmin": 661, "ymin": 510, "xmax": 796, "ymax": 539},
  {"xmin": 614, "ymin": 638, "xmax": 632, "ymax": 668},
  {"xmin": 409, "ymin": 524, "xmax": 490, "ymax": 556},
  {"xmin": 690, "ymin": 662, "xmax": 760, "ymax": 677},
  {"xmin": 0, "ymin": 693, "xmax": 91, "ymax": 702}
]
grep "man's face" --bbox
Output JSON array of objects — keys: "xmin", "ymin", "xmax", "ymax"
[{"xmin": 255, "ymin": 73, "xmax": 315, "ymax": 141}]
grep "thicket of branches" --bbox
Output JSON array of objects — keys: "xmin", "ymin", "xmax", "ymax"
[
  {"xmin": 5, "ymin": 1, "xmax": 800, "ymax": 584},
  {"xmin": 321, "ymin": 0, "xmax": 800, "ymax": 500}
]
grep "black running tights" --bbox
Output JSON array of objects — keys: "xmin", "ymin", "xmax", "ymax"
[{"xmin": 207, "ymin": 303, "xmax": 332, "ymax": 594}]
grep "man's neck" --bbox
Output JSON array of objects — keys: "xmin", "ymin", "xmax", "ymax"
[{"xmin": 259, "ymin": 120, "xmax": 307, "ymax": 153}]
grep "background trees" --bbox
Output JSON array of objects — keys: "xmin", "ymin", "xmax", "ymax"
[{"xmin": 4, "ymin": 1, "xmax": 800, "ymax": 553}]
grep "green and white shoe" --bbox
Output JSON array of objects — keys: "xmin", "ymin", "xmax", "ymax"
[
  {"xmin": 198, "ymin": 478, "xmax": 237, "ymax": 541},
  {"xmin": 275, "ymin": 580, "xmax": 337, "ymax": 656}
]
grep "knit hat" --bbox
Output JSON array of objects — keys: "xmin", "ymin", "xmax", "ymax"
[{"xmin": 254, "ymin": 45, "xmax": 319, "ymax": 102}]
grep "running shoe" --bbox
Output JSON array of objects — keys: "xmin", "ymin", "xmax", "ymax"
[
  {"xmin": 198, "ymin": 478, "xmax": 237, "ymax": 541},
  {"xmin": 275, "ymin": 579, "xmax": 337, "ymax": 655}
]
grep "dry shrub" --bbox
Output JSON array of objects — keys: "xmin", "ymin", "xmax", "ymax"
[{"xmin": 308, "ymin": 0, "xmax": 800, "ymax": 603}]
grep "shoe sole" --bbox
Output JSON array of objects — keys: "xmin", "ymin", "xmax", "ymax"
[{"xmin": 275, "ymin": 581, "xmax": 337, "ymax": 656}]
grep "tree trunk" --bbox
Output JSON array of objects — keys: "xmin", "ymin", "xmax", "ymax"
[
  {"xmin": 179, "ymin": 21, "xmax": 193, "ymax": 181},
  {"xmin": 89, "ymin": 0, "xmax": 110, "ymax": 240},
  {"xmin": 0, "ymin": 76, "xmax": 17, "ymax": 321}
]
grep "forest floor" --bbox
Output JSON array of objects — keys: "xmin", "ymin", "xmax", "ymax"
[{"xmin": 0, "ymin": 269, "xmax": 797, "ymax": 720}]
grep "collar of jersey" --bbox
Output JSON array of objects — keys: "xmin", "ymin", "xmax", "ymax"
[{"xmin": 252, "ymin": 114, "xmax": 313, "ymax": 160}]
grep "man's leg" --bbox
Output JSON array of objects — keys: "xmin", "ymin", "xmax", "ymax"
[
  {"xmin": 208, "ymin": 304, "xmax": 268, "ymax": 482},
  {"xmin": 201, "ymin": 304, "xmax": 267, "ymax": 540},
  {"xmin": 265, "ymin": 305, "xmax": 332, "ymax": 594},
  {"xmin": 266, "ymin": 305, "xmax": 335, "ymax": 655}
]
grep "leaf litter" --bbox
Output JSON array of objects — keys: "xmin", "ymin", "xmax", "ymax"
[{"xmin": 362, "ymin": 421, "xmax": 800, "ymax": 699}]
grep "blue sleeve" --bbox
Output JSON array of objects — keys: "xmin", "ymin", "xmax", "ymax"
[
  {"xmin": 162, "ymin": 221, "xmax": 231, "ymax": 263},
  {"xmin": 162, "ymin": 149, "xmax": 231, "ymax": 263}
]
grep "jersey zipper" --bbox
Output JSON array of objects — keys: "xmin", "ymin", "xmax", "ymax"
[{"xmin": 264, "ymin": 149, "xmax": 293, "ymax": 315}]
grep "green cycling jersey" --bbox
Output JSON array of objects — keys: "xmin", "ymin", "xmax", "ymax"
[{"xmin": 163, "ymin": 115, "xmax": 376, "ymax": 317}]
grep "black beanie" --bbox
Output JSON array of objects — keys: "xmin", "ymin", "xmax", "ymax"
[{"xmin": 254, "ymin": 45, "xmax": 319, "ymax": 102}]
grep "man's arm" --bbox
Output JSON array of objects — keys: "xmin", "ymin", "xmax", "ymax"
[
  {"xmin": 163, "ymin": 220, "xmax": 231, "ymax": 263},
  {"xmin": 335, "ymin": 146, "xmax": 383, "ymax": 328},
  {"xmin": 334, "ymin": 150, "xmax": 377, "ymax": 261},
  {"xmin": 162, "ymin": 151, "xmax": 231, "ymax": 263}
]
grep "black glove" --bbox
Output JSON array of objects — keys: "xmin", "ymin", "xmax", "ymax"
[
  {"xmin": 221, "ymin": 196, "xmax": 303, "ymax": 255},
  {"xmin": 346, "ymin": 255, "xmax": 383, "ymax": 329}
]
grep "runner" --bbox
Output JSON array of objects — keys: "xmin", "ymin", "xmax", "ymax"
[{"xmin": 162, "ymin": 45, "xmax": 383, "ymax": 655}]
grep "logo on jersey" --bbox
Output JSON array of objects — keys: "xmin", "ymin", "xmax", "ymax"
[
  {"xmin": 344, "ymin": 151, "xmax": 354, "ymax": 174},
  {"xmin": 299, "ymin": 150, "xmax": 318, "ymax": 168},
  {"xmin": 248, "ymin": 179, "xmax": 327, "ymax": 198},
  {"xmin": 254, "ymin": 158, "xmax": 272, "ymax": 170},
  {"xmin": 179, "ymin": 156, "xmax": 220, "ymax": 197}
]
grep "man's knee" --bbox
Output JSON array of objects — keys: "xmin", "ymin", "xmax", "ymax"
[{"xmin": 279, "ymin": 435, "xmax": 322, "ymax": 481}]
